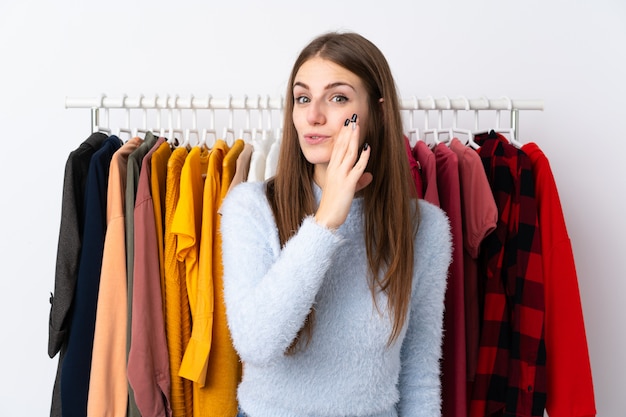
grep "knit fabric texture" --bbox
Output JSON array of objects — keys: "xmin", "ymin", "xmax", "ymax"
[{"xmin": 220, "ymin": 181, "xmax": 452, "ymax": 417}]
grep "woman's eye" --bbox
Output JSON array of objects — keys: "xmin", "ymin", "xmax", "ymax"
[
  {"xmin": 331, "ymin": 95, "xmax": 348, "ymax": 103},
  {"xmin": 295, "ymin": 96, "xmax": 310, "ymax": 104}
]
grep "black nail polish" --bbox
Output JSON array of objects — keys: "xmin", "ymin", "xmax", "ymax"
[
  {"xmin": 344, "ymin": 118, "xmax": 350, "ymax": 126},
  {"xmin": 363, "ymin": 142, "xmax": 369, "ymax": 151},
  {"xmin": 351, "ymin": 113, "xmax": 357, "ymax": 123}
]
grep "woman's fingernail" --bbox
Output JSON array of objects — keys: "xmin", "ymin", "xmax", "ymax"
[
  {"xmin": 344, "ymin": 118, "xmax": 350, "ymax": 126},
  {"xmin": 351, "ymin": 113, "xmax": 357, "ymax": 123},
  {"xmin": 363, "ymin": 142, "xmax": 369, "ymax": 151}
]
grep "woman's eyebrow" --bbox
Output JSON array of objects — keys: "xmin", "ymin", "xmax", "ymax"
[
  {"xmin": 326, "ymin": 82, "xmax": 356, "ymax": 91},
  {"xmin": 293, "ymin": 81, "xmax": 356, "ymax": 91}
]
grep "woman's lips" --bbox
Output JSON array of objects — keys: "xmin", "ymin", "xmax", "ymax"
[{"xmin": 304, "ymin": 134, "xmax": 330, "ymax": 145}]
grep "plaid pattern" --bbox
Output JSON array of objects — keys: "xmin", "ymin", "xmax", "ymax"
[{"xmin": 470, "ymin": 132, "xmax": 547, "ymax": 417}]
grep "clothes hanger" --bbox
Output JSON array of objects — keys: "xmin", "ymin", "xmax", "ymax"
[
  {"xmin": 123, "ymin": 94, "xmax": 149, "ymax": 139},
  {"xmin": 182, "ymin": 97, "xmax": 199, "ymax": 148},
  {"xmin": 260, "ymin": 96, "xmax": 274, "ymax": 149},
  {"xmin": 248, "ymin": 95, "xmax": 275, "ymax": 160},
  {"xmin": 223, "ymin": 127, "xmax": 236, "ymax": 147},
  {"xmin": 199, "ymin": 97, "xmax": 217, "ymax": 149},
  {"xmin": 421, "ymin": 95, "xmax": 440, "ymax": 147},
  {"xmin": 184, "ymin": 128, "xmax": 200, "ymax": 148},
  {"xmin": 406, "ymin": 97, "xmax": 420, "ymax": 146},
  {"xmin": 94, "ymin": 95, "xmax": 111, "ymax": 134},
  {"xmin": 407, "ymin": 116, "xmax": 420, "ymax": 147},
  {"xmin": 201, "ymin": 128, "xmax": 217, "ymax": 149},
  {"xmin": 221, "ymin": 95, "xmax": 236, "ymax": 147},
  {"xmin": 274, "ymin": 96, "xmax": 284, "ymax": 143},
  {"xmin": 135, "ymin": 103, "xmax": 152, "ymax": 139},
  {"xmin": 472, "ymin": 96, "xmax": 521, "ymax": 148},
  {"xmin": 496, "ymin": 96, "xmax": 523, "ymax": 148},
  {"xmin": 168, "ymin": 96, "xmax": 184, "ymax": 147},
  {"xmin": 152, "ymin": 94, "xmax": 167, "ymax": 138},
  {"xmin": 434, "ymin": 96, "xmax": 452, "ymax": 145},
  {"xmin": 116, "ymin": 99, "xmax": 133, "ymax": 141},
  {"xmin": 252, "ymin": 95, "xmax": 274, "ymax": 154},
  {"xmin": 449, "ymin": 96, "xmax": 476, "ymax": 148},
  {"xmin": 239, "ymin": 95, "xmax": 254, "ymax": 143}
]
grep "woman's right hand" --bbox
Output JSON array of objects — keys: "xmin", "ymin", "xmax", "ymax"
[{"xmin": 314, "ymin": 115, "xmax": 373, "ymax": 231}]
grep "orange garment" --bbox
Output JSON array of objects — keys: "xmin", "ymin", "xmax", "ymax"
[
  {"xmin": 181, "ymin": 139, "xmax": 245, "ymax": 416},
  {"xmin": 179, "ymin": 141, "xmax": 227, "ymax": 386},
  {"xmin": 172, "ymin": 146, "xmax": 210, "ymax": 316},
  {"xmin": 180, "ymin": 140, "xmax": 225, "ymax": 415},
  {"xmin": 227, "ymin": 142, "xmax": 253, "ymax": 193},
  {"xmin": 151, "ymin": 141, "xmax": 172, "ymax": 301},
  {"xmin": 207, "ymin": 139, "xmax": 244, "ymax": 414},
  {"xmin": 163, "ymin": 146, "xmax": 193, "ymax": 417},
  {"xmin": 222, "ymin": 139, "xmax": 245, "ymax": 199},
  {"xmin": 88, "ymin": 137, "xmax": 142, "ymax": 417}
]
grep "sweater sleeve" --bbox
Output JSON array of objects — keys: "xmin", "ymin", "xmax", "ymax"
[
  {"xmin": 220, "ymin": 182, "xmax": 343, "ymax": 365},
  {"xmin": 397, "ymin": 201, "xmax": 452, "ymax": 417}
]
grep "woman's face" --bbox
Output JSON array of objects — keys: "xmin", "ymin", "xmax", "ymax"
[{"xmin": 292, "ymin": 56, "xmax": 370, "ymax": 167}]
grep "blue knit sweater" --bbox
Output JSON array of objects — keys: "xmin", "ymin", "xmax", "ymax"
[{"xmin": 220, "ymin": 181, "xmax": 451, "ymax": 417}]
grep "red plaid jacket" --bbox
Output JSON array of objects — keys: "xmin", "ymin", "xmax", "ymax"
[{"xmin": 470, "ymin": 132, "xmax": 547, "ymax": 417}]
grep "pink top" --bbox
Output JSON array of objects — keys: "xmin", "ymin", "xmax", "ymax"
[
  {"xmin": 412, "ymin": 140, "xmax": 440, "ymax": 206},
  {"xmin": 449, "ymin": 138, "xmax": 498, "ymax": 383},
  {"xmin": 433, "ymin": 143, "xmax": 467, "ymax": 417},
  {"xmin": 128, "ymin": 137, "xmax": 173, "ymax": 417},
  {"xmin": 404, "ymin": 135, "xmax": 423, "ymax": 198}
]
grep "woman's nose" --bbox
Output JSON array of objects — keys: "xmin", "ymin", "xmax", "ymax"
[{"xmin": 306, "ymin": 101, "xmax": 326, "ymax": 125}]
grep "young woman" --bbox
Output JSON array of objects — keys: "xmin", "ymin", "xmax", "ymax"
[{"xmin": 220, "ymin": 32, "xmax": 452, "ymax": 417}]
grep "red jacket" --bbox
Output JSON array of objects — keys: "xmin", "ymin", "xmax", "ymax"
[{"xmin": 522, "ymin": 142, "xmax": 596, "ymax": 417}]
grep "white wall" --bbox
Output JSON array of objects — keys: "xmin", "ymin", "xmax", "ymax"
[{"xmin": 1, "ymin": 0, "xmax": 623, "ymax": 415}]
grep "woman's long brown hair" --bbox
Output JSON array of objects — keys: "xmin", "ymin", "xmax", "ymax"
[{"xmin": 266, "ymin": 32, "xmax": 419, "ymax": 352}]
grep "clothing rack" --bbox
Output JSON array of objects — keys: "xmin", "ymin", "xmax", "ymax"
[{"xmin": 65, "ymin": 95, "xmax": 544, "ymax": 141}]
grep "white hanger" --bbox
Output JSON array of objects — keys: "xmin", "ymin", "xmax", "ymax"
[
  {"xmin": 182, "ymin": 96, "xmax": 200, "ymax": 148},
  {"xmin": 168, "ymin": 95, "xmax": 184, "ymax": 147},
  {"xmin": 94, "ymin": 94, "xmax": 111, "ymax": 134},
  {"xmin": 261, "ymin": 95, "xmax": 274, "ymax": 148},
  {"xmin": 197, "ymin": 95, "xmax": 215, "ymax": 149},
  {"xmin": 222, "ymin": 95, "xmax": 236, "ymax": 146},
  {"xmin": 135, "ymin": 98, "xmax": 151, "ymax": 138},
  {"xmin": 450, "ymin": 96, "xmax": 477, "ymax": 149},
  {"xmin": 497, "ymin": 96, "xmax": 523, "ymax": 148},
  {"xmin": 249, "ymin": 96, "xmax": 261, "ymax": 143},
  {"xmin": 435, "ymin": 96, "xmax": 452, "ymax": 145},
  {"xmin": 472, "ymin": 96, "xmax": 522, "ymax": 148},
  {"xmin": 238, "ymin": 95, "xmax": 254, "ymax": 143},
  {"xmin": 421, "ymin": 95, "xmax": 438, "ymax": 146},
  {"xmin": 471, "ymin": 96, "xmax": 498, "ymax": 148},
  {"xmin": 155, "ymin": 94, "xmax": 168, "ymax": 138},
  {"xmin": 406, "ymin": 97, "xmax": 420, "ymax": 146},
  {"xmin": 274, "ymin": 96, "xmax": 284, "ymax": 143},
  {"xmin": 117, "ymin": 96, "xmax": 133, "ymax": 141}
]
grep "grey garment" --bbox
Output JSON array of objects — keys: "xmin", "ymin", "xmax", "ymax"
[
  {"xmin": 49, "ymin": 132, "xmax": 108, "ymax": 417},
  {"xmin": 48, "ymin": 132, "xmax": 108, "ymax": 357},
  {"xmin": 49, "ymin": 342, "xmax": 66, "ymax": 417},
  {"xmin": 125, "ymin": 131, "xmax": 158, "ymax": 417}
]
